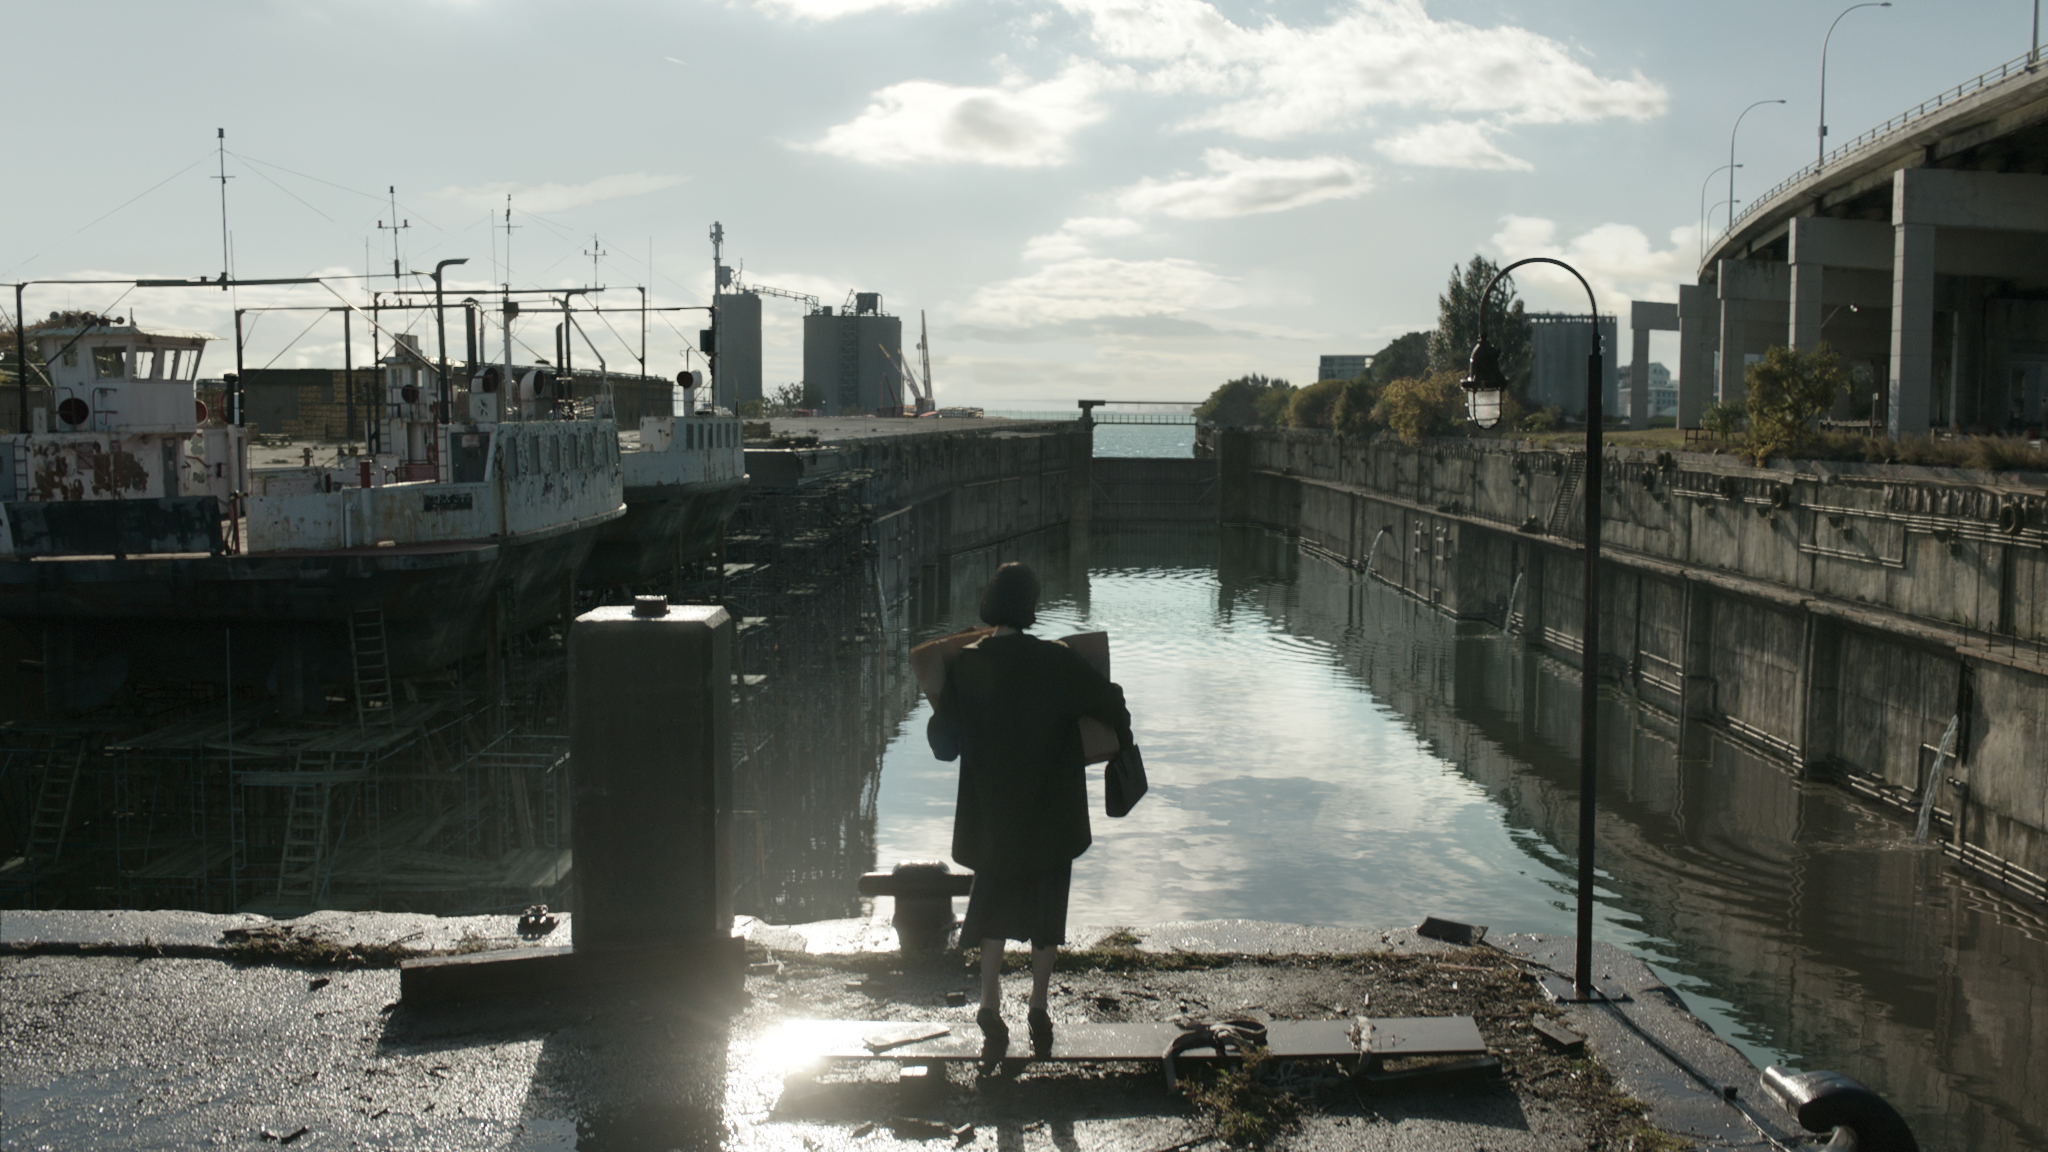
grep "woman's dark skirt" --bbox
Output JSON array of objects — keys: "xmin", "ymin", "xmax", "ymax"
[{"xmin": 960, "ymin": 863, "xmax": 1072, "ymax": 948}]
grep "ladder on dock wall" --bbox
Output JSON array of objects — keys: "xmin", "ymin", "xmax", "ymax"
[
  {"xmin": 27, "ymin": 742, "xmax": 88, "ymax": 863},
  {"xmin": 276, "ymin": 779, "xmax": 331, "ymax": 903},
  {"xmin": 349, "ymin": 608, "xmax": 395, "ymax": 728},
  {"xmin": 1546, "ymin": 454, "xmax": 1587, "ymax": 537}
]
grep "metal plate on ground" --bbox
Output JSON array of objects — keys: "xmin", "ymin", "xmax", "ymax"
[
  {"xmin": 773, "ymin": 1016, "xmax": 1485, "ymax": 1064},
  {"xmin": 1535, "ymin": 972, "xmax": 1632, "ymax": 1004}
]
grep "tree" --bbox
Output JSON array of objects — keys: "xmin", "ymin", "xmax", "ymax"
[
  {"xmin": 1331, "ymin": 375, "xmax": 1383, "ymax": 436},
  {"xmin": 1428, "ymin": 256, "xmax": 1531, "ymax": 395},
  {"xmin": 1373, "ymin": 370, "xmax": 1468, "ymax": 444},
  {"xmin": 1368, "ymin": 332, "xmax": 1430, "ymax": 384},
  {"xmin": 1196, "ymin": 374, "xmax": 1292, "ymax": 427},
  {"xmin": 1286, "ymin": 378, "xmax": 1344, "ymax": 428},
  {"xmin": 1744, "ymin": 344, "xmax": 1848, "ymax": 463}
]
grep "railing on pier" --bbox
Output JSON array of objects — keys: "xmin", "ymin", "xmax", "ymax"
[{"xmin": 1727, "ymin": 50, "xmax": 2042, "ymax": 236}]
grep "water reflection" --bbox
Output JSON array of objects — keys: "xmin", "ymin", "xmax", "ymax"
[{"xmin": 851, "ymin": 522, "xmax": 2047, "ymax": 1152}]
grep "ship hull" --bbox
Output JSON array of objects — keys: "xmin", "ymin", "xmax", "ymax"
[
  {"xmin": 580, "ymin": 477, "xmax": 746, "ymax": 587},
  {"xmin": 0, "ymin": 509, "xmax": 618, "ymax": 710}
]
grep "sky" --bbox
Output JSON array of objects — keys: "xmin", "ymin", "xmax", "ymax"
[{"xmin": 1, "ymin": 0, "xmax": 2026, "ymax": 406}]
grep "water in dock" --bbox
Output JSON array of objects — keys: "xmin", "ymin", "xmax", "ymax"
[{"xmin": 857, "ymin": 522, "xmax": 2047, "ymax": 1152}]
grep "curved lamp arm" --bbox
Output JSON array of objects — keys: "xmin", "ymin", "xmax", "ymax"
[{"xmin": 1461, "ymin": 257, "xmax": 1601, "ymax": 426}]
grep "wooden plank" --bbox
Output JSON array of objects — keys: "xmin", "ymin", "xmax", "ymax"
[{"xmin": 774, "ymin": 1016, "xmax": 1485, "ymax": 1065}]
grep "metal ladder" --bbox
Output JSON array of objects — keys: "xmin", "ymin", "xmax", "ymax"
[
  {"xmin": 276, "ymin": 774, "xmax": 330, "ymax": 903},
  {"xmin": 1547, "ymin": 453, "xmax": 1587, "ymax": 537},
  {"xmin": 349, "ymin": 608, "xmax": 395, "ymax": 728},
  {"xmin": 838, "ymin": 321, "xmax": 860, "ymax": 411},
  {"xmin": 27, "ymin": 741, "xmax": 88, "ymax": 863}
]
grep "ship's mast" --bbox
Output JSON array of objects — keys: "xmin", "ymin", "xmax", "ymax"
[
  {"xmin": 215, "ymin": 129, "xmax": 233, "ymax": 290},
  {"xmin": 708, "ymin": 221, "xmax": 724, "ymax": 409},
  {"xmin": 378, "ymin": 187, "xmax": 410, "ymax": 287}
]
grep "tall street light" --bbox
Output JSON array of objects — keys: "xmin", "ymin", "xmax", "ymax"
[
  {"xmin": 1699, "ymin": 163, "xmax": 1742, "ymax": 265},
  {"xmin": 1819, "ymin": 3, "xmax": 1892, "ymax": 169},
  {"xmin": 1728, "ymin": 99, "xmax": 1788, "ymax": 241},
  {"xmin": 1460, "ymin": 257, "xmax": 1607, "ymax": 1000}
]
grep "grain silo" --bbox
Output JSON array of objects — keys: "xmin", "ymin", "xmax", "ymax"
[{"xmin": 803, "ymin": 293, "xmax": 905, "ymax": 416}]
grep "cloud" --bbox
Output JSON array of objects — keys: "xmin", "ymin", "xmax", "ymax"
[
  {"xmin": 1058, "ymin": 0, "xmax": 1665, "ymax": 142},
  {"xmin": 1374, "ymin": 121, "xmax": 1529, "ymax": 171},
  {"xmin": 752, "ymin": 0, "xmax": 949, "ymax": 18},
  {"xmin": 1487, "ymin": 216, "xmax": 1688, "ymax": 315},
  {"xmin": 433, "ymin": 173, "xmax": 689, "ymax": 213},
  {"xmin": 1114, "ymin": 149, "xmax": 1369, "ymax": 219},
  {"xmin": 1021, "ymin": 216, "xmax": 1144, "ymax": 261},
  {"xmin": 962, "ymin": 255, "xmax": 1243, "ymax": 326},
  {"xmin": 809, "ymin": 62, "xmax": 1118, "ymax": 168}
]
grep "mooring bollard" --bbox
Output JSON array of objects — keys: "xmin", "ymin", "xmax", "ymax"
[
  {"xmin": 570, "ymin": 596, "xmax": 735, "ymax": 953},
  {"xmin": 399, "ymin": 595, "xmax": 742, "ymax": 1004},
  {"xmin": 1761, "ymin": 1067, "xmax": 1919, "ymax": 1152},
  {"xmin": 858, "ymin": 861, "xmax": 973, "ymax": 954}
]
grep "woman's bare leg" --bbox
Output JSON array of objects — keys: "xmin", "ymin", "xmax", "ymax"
[
  {"xmin": 979, "ymin": 939, "xmax": 1005, "ymax": 1016},
  {"xmin": 1028, "ymin": 946, "xmax": 1057, "ymax": 1013}
]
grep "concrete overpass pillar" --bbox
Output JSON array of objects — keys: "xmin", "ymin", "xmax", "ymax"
[
  {"xmin": 1791, "ymin": 262, "xmax": 1824, "ymax": 352},
  {"xmin": 1889, "ymin": 222, "xmax": 1937, "ymax": 438},
  {"xmin": 1629, "ymin": 326, "xmax": 1652, "ymax": 430},
  {"xmin": 1626, "ymin": 300, "xmax": 1677, "ymax": 431},
  {"xmin": 1676, "ymin": 284, "xmax": 1713, "ymax": 429}
]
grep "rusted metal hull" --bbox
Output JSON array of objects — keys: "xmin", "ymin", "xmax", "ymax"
[
  {"xmin": 580, "ymin": 477, "xmax": 747, "ymax": 588},
  {"xmin": 0, "ymin": 510, "xmax": 618, "ymax": 708}
]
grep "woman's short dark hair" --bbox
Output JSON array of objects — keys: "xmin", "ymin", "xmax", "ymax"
[{"xmin": 979, "ymin": 562, "xmax": 1040, "ymax": 629}]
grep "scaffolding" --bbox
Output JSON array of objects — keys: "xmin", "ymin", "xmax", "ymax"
[{"xmin": 0, "ymin": 604, "xmax": 573, "ymax": 916}]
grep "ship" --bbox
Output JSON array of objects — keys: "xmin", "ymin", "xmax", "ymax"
[
  {"xmin": 0, "ymin": 316, "xmax": 624, "ymax": 714},
  {"xmin": 581, "ymin": 371, "xmax": 747, "ymax": 588}
]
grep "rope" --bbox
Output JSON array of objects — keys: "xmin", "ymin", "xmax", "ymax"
[
  {"xmin": 0, "ymin": 150, "xmax": 213, "ymax": 281},
  {"xmin": 1162, "ymin": 1018, "xmax": 1268, "ymax": 1092}
]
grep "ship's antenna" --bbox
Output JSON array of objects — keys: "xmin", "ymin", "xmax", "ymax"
[
  {"xmin": 585, "ymin": 234, "xmax": 606, "ymax": 288},
  {"xmin": 377, "ymin": 186, "xmax": 410, "ymax": 287},
  {"xmin": 215, "ymin": 128, "xmax": 233, "ymax": 291}
]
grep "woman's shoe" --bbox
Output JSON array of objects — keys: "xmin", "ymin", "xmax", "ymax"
[
  {"xmin": 977, "ymin": 1008, "xmax": 1009, "ymax": 1059},
  {"xmin": 1028, "ymin": 1008, "xmax": 1054, "ymax": 1056}
]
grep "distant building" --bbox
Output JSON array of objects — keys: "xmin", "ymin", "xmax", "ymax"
[
  {"xmin": 803, "ymin": 294, "xmax": 904, "ymax": 416},
  {"xmin": 713, "ymin": 291, "xmax": 764, "ymax": 410},
  {"xmin": 1318, "ymin": 354, "xmax": 1371, "ymax": 382},
  {"xmin": 1526, "ymin": 313, "xmax": 1619, "ymax": 418},
  {"xmin": 1616, "ymin": 362, "xmax": 1676, "ymax": 419}
]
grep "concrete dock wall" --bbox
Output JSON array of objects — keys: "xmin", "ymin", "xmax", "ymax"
[
  {"xmin": 1219, "ymin": 428, "xmax": 2048, "ymax": 904},
  {"xmin": 744, "ymin": 421, "xmax": 1091, "ymax": 610}
]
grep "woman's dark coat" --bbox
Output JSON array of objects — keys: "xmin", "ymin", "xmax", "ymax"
[{"xmin": 929, "ymin": 632, "xmax": 1133, "ymax": 876}]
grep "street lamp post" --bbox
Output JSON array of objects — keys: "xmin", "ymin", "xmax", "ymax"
[
  {"xmin": 1460, "ymin": 256, "xmax": 1606, "ymax": 1001},
  {"xmin": 1730, "ymin": 99, "xmax": 1787, "ymax": 240},
  {"xmin": 1819, "ymin": 3, "xmax": 1892, "ymax": 169},
  {"xmin": 1699, "ymin": 163, "xmax": 1742, "ymax": 265}
]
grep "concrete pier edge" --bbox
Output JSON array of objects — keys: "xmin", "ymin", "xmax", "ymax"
[{"xmin": 2, "ymin": 908, "xmax": 1807, "ymax": 1149}]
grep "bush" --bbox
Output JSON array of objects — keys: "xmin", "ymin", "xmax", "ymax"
[
  {"xmin": 1286, "ymin": 378, "xmax": 1344, "ymax": 428},
  {"xmin": 1522, "ymin": 405, "xmax": 1562, "ymax": 433},
  {"xmin": 1332, "ymin": 376, "xmax": 1383, "ymax": 436},
  {"xmin": 1701, "ymin": 399, "xmax": 1745, "ymax": 438},
  {"xmin": 1197, "ymin": 374, "xmax": 1293, "ymax": 427},
  {"xmin": 1373, "ymin": 370, "xmax": 1468, "ymax": 443},
  {"xmin": 1744, "ymin": 344, "xmax": 1848, "ymax": 464}
]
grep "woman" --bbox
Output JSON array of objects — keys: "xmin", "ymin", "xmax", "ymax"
[{"xmin": 930, "ymin": 562, "xmax": 1134, "ymax": 1055}]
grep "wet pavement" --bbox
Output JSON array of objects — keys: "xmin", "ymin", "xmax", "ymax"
[{"xmin": 0, "ymin": 910, "xmax": 1814, "ymax": 1150}]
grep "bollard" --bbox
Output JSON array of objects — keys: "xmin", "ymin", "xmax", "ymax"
[
  {"xmin": 1761, "ymin": 1067, "xmax": 1918, "ymax": 1152},
  {"xmin": 396, "ymin": 596, "xmax": 742, "ymax": 1005},
  {"xmin": 857, "ymin": 861, "xmax": 973, "ymax": 954},
  {"xmin": 571, "ymin": 597, "xmax": 735, "ymax": 952}
]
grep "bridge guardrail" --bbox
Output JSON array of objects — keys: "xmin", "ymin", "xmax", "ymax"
[{"xmin": 1726, "ymin": 50, "xmax": 2039, "ymax": 237}]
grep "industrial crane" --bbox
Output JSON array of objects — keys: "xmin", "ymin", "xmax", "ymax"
[{"xmin": 876, "ymin": 311, "xmax": 935, "ymax": 413}]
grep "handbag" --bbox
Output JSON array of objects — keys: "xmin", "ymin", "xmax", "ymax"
[{"xmin": 1105, "ymin": 744, "xmax": 1147, "ymax": 818}]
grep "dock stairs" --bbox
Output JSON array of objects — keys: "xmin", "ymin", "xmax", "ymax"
[
  {"xmin": 28, "ymin": 742, "xmax": 89, "ymax": 863},
  {"xmin": 1546, "ymin": 453, "xmax": 1587, "ymax": 537},
  {"xmin": 276, "ymin": 776, "xmax": 332, "ymax": 903},
  {"xmin": 349, "ymin": 608, "xmax": 396, "ymax": 727}
]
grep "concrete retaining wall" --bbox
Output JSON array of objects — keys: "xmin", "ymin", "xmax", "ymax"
[{"xmin": 1219, "ymin": 428, "xmax": 2048, "ymax": 904}]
